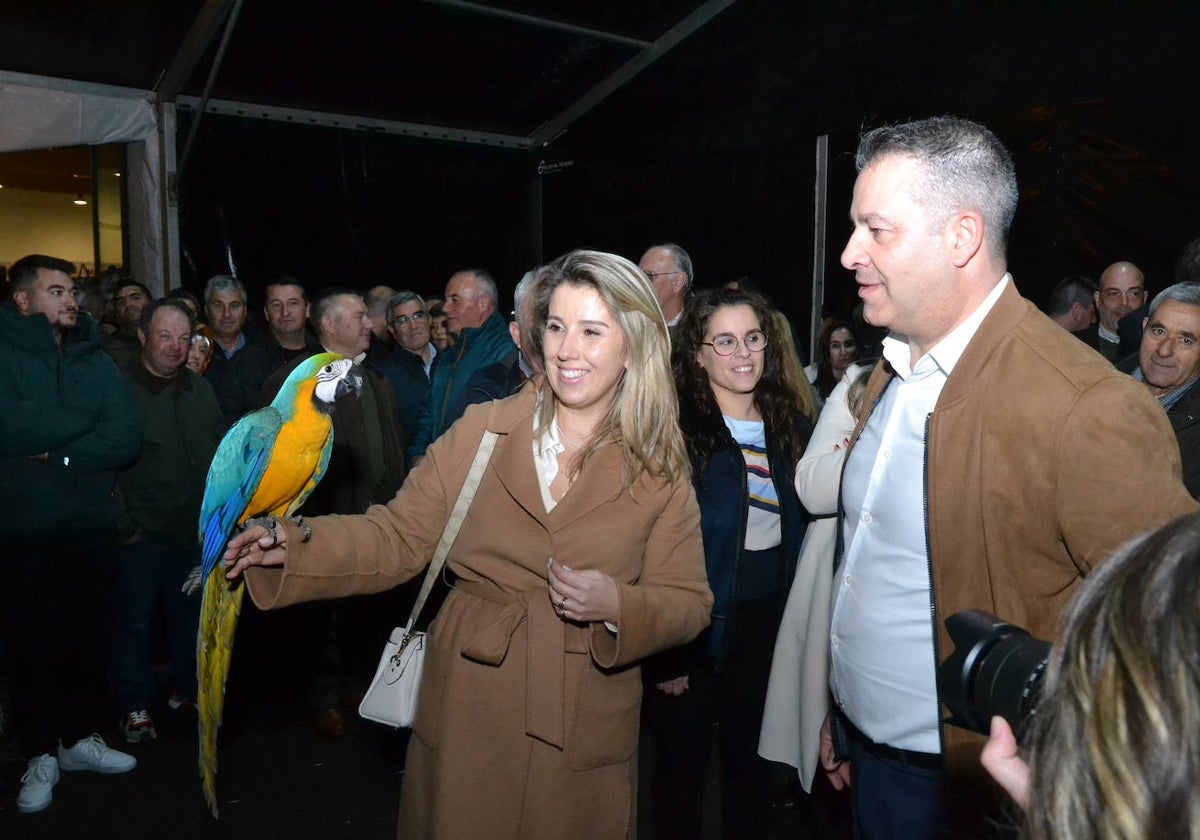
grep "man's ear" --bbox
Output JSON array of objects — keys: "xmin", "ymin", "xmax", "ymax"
[
  {"xmin": 10, "ymin": 288, "xmax": 30, "ymax": 315},
  {"xmin": 947, "ymin": 211, "xmax": 985, "ymax": 269},
  {"xmin": 508, "ymin": 319, "xmax": 521, "ymax": 351},
  {"xmin": 137, "ymin": 328, "xmax": 148, "ymax": 348}
]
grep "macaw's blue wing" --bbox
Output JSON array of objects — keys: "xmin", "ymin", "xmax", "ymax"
[{"xmin": 198, "ymin": 408, "xmax": 284, "ymax": 584}]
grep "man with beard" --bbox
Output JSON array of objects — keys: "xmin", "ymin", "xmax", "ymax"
[
  {"xmin": 0, "ymin": 254, "xmax": 141, "ymax": 814},
  {"xmin": 102, "ymin": 279, "xmax": 152, "ymax": 367}
]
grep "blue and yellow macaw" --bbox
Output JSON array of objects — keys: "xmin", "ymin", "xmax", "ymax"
[{"xmin": 196, "ymin": 352, "xmax": 362, "ymax": 817}]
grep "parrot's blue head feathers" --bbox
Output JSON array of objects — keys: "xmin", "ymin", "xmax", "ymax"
[{"xmin": 272, "ymin": 352, "xmax": 363, "ymax": 415}]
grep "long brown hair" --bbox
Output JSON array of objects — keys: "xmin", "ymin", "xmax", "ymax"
[
  {"xmin": 1024, "ymin": 512, "xmax": 1200, "ymax": 840},
  {"xmin": 673, "ymin": 287, "xmax": 812, "ymax": 469}
]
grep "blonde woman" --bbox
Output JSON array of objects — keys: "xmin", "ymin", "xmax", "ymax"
[
  {"xmin": 224, "ymin": 250, "xmax": 712, "ymax": 839},
  {"xmin": 982, "ymin": 510, "xmax": 1200, "ymax": 839}
]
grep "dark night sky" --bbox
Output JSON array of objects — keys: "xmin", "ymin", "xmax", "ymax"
[{"xmin": 6, "ymin": 1, "xmax": 1193, "ymax": 347}]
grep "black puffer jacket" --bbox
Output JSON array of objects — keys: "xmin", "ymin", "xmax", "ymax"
[{"xmin": 0, "ymin": 303, "xmax": 141, "ymax": 543}]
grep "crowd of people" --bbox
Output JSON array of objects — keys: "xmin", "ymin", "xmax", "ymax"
[{"xmin": 3, "ymin": 113, "xmax": 1200, "ymax": 840}]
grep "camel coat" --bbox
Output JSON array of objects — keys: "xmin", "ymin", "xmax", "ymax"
[
  {"xmin": 245, "ymin": 387, "xmax": 712, "ymax": 839},
  {"xmin": 758, "ymin": 363, "xmax": 865, "ymax": 791},
  {"xmin": 845, "ymin": 282, "xmax": 1197, "ymax": 778}
]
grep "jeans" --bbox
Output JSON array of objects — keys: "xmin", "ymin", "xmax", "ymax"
[{"xmin": 112, "ymin": 538, "xmax": 201, "ymax": 712}]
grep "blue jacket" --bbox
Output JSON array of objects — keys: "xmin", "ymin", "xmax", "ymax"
[
  {"xmin": 694, "ymin": 419, "xmax": 809, "ymax": 669},
  {"xmin": 0, "ymin": 303, "xmax": 141, "ymax": 543},
  {"xmin": 406, "ymin": 311, "xmax": 515, "ymax": 459},
  {"xmin": 646, "ymin": 410, "xmax": 810, "ymax": 679}
]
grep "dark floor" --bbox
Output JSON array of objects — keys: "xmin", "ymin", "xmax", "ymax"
[
  {"xmin": 0, "ymin": 601, "xmax": 849, "ymax": 839},
  {"xmin": 0, "ymin": 702, "xmax": 847, "ymax": 839}
]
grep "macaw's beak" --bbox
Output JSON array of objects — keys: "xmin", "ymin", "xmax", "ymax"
[{"xmin": 337, "ymin": 365, "xmax": 365, "ymax": 400}]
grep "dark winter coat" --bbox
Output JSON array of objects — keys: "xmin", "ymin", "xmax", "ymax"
[{"xmin": 0, "ymin": 303, "xmax": 141, "ymax": 543}]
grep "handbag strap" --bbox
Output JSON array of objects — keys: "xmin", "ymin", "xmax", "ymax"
[{"xmin": 405, "ymin": 430, "xmax": 499, "ymax": 632}]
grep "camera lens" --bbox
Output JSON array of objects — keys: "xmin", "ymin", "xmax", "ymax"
[
  {"xmin": 971, "ymin": 633, "xmax": 1050, "ymax": 739},
  {"xmin": 937, "ymin": 610, "xmax": 1051, "ymax": 740}
]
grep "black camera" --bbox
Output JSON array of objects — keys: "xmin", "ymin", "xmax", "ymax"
[{"xmin": 935, "ymin": 610, "xmax": 1051, "ymax": 743}]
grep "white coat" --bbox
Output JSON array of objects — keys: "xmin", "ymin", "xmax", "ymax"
[{"xmin": 758, "ymin": 362, "xmax": 866, "ymax": 790}]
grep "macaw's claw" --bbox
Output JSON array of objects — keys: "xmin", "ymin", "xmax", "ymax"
[{"xmin": 181, "ymin": 565, "xmax": 203, "ymax": 596}]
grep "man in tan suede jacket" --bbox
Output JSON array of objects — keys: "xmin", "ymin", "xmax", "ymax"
[{"xmin": 819, "ymin": 116, "xmax": 1197, "ymax": 840}]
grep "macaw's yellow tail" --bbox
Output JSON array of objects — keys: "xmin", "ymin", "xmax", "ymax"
[{"xmin": 197, "ymin": 569, "xmax": 245, "ymax": 818}]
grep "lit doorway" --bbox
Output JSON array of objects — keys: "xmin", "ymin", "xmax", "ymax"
[{"xmin": 0, "ymin": 144, "xmax": 128, "ymax": 282}]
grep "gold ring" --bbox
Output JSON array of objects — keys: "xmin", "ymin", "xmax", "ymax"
[{"xmin": 558, "ymin": 597, "xmax": 568, "ymax": 612}]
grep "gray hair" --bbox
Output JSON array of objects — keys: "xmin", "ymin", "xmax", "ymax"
[
  {"xmin": 203, "ymin": 274, "xmax": 246, "ymax": 304},
  {"xmin": 1048, "ymin": 275, "xmax": 1097, "ymax": 318},
  {"xmin": 385, "ymin": 290, "xmax": 426, "ymax": 323},
  {"xmin": 512, "ymin": 270, "xmax": 540, "ymax": 319},
  {"xmin": 459, "ymin": 269, "xmax": 498, "ymax": 308},
  {"xmin": 310, "ymin": 287, "xmax": 361, "ymax": 335},
  {"xmin": 1149, "ymin": 281, "xmax": 1200, "ymax": 318},
  {"xmin": 364, "ymin": 285, "xmax": 397, "ymax": 316},
  {"xmin": 648, "ymin": 242, "xmax": 694, "ymax": 293},
  {"xmin": 855, "ymin": 116, "xmax": 1018, "ymax": 257}
]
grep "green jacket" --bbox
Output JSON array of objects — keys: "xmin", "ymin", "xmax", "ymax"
[
  {"xmin": 116, "ymin": 359, "xmax": 227, "ymax": 547},
  {"xmin": 0, "ymin": 303, "xmax": 141, "ymax": 543}
]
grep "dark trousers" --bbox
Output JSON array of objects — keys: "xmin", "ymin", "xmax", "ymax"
[
  {"xmin": 0, "ymin": 543, "xmax": 116, "ymax": 757},
  {"xmin": 848, "ymin": 733, "xmax": 945, "ymax": 840},
  {"xmin": 112, "ymin": 538, "xmax": 201, "ymax": 712},
  {"xmin": 648, "ymin": 593, "xmax": 783, "ymax": 840}
]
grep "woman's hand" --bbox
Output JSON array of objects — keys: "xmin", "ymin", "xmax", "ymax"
[
  {"xmin": 655, "ymin": 676, "xmax": 689, "ymax": 696},
  {"xmin": 980, "ymin": 716, "xmax": 1030, "ymax": 810},
  {"xmin": 223, "ymin": 516, "xmax": 289, "ymax": 580},
  {"xmin": 547, "ymin": 558, "xmax": 619, "ymax": 624}
]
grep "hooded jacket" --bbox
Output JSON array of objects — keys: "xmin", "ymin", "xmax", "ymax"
[{"xmin": 0, "ymin": 302, "xmax": 141, "ymax": 543}]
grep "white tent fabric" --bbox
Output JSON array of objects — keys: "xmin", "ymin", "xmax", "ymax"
[{"xmin": 0, "ymin": 70, "xmax": 170, "ymax": 291}]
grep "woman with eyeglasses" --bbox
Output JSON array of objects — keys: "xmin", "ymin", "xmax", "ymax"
[{"xmin": 647, "ymin": 287, "xmax": 816, "ymax": 839}]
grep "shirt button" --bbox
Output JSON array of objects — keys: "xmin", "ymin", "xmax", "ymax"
[
  {"xmin": 861, "ymin": 512, "xmax": 872, "ymax": 524},
  {"xmin": 882, "ymin": 449, "xmax": 892, "ymax": 460},
  {"xmin": 831, "ymin": 635, "xmax": 840, "ymax": 647},
  {"xmin": 844, "ymin": 574, "xmax": 853, "ymax": 586}
]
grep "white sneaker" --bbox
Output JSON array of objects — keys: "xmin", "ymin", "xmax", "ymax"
[
  {"xmin": 57, "ymin": 734, "xmax": 137, "ymax": 774},
  {"xmin": 17, "ymin": 754, "xmax": 59, "ymax": 813}
]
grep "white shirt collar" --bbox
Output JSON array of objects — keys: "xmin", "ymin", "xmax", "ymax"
[
  {"xmin": 881, "ymin": 274, "xmax": 1010, "ymax": 379},
  {"xmin": 321, "ymin": 344, "xmax": 367, "ymax": 365}
]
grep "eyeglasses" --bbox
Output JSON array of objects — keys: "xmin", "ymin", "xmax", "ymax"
[
  {"xmin": 643, "ymin": 270, "xmax": 678, "ymax": 281},
  {"xmin": 702, "ymin": 330, "xmax": 768, "ymax": 356},
  {"xmin": 389, "ymin": 311, "xmax": 429, "ymax": 327}
]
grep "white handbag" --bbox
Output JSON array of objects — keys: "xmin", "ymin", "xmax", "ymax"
[
  {"xmin": 358, "ymin": 623, "xmax": 426, "ymax": 727},
  {"xmin": 358, "ymin": 431, "xmax": 498, "ymax": 728}
]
